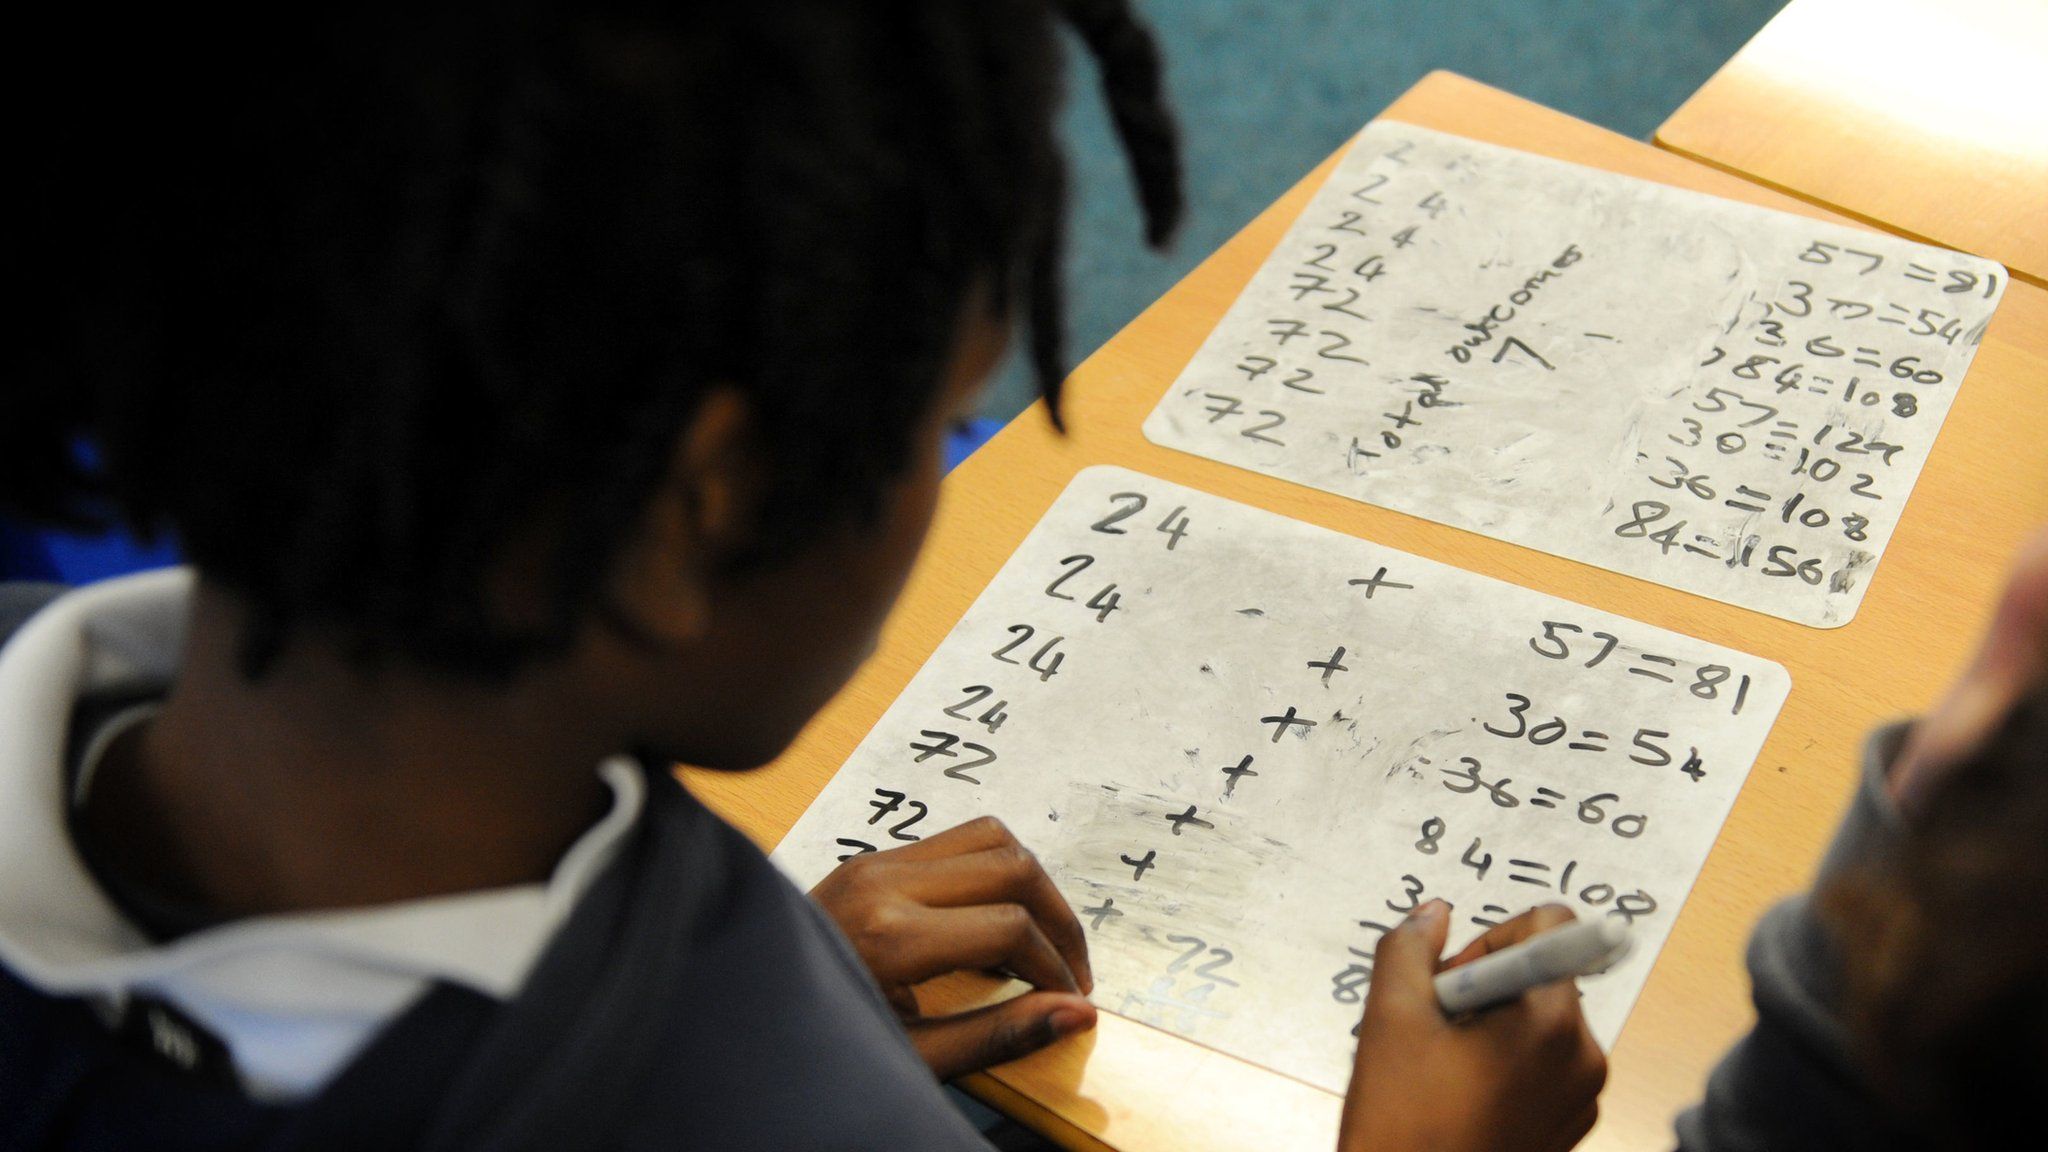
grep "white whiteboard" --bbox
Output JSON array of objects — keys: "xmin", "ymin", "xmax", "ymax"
[
  {"xmin": 775, "ymin": 467, "xmax": 1789, "ymax": 1095},
  {"xmin": 1143, "ymin": 122, "xmax": 2006, "ymax": 628}
]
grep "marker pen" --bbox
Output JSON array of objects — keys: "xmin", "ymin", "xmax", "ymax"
[{"xmin": 1436, "ymin": 917, "xmax": 1633, "ymax": 1016}]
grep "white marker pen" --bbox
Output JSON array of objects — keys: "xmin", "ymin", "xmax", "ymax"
[{"xmin": 1435, "ymin": 917, "xmax": 1633, "ymax": 1016}]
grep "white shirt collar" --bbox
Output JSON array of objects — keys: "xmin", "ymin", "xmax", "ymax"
[{"xmin": 0, "ymin": 568, "xmax": 647, "ymax": 1098}]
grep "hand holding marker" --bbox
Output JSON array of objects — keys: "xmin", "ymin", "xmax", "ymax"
[{"xmin": 1436, "ymin": 917, "xmax": 1633, "ymax": 1016}]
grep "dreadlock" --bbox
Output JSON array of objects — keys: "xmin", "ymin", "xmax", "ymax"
[{"xmin": 5, "ymin": 1, "xmax": 1182, "ymax": 675}]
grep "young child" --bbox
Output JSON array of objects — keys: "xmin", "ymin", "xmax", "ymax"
[
  {"xmin": 1677, "ymin": 529, "xmax": 2048, "ymax": 1150},
  {"xmin": 1, "ymin": 5, "xmax": 1603, "ymax": 1149}
]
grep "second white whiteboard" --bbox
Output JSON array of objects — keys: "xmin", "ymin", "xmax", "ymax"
[
  {"xmin": 1143, "ymin": 122, "xmax": 2005, "ymax": 627},
  {"xmin": 775, "ymin": 467, "xmax": 1789, "ymax": 1095}
]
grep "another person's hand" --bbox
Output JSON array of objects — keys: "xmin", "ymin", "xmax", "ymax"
[
  {"xmin": 809, "ymin": 816, "xmax": 1097, "ymax": 1079},
  {"xmin": 1340, "ymin": 902, "xmax": 1607, "ymax": 1152},
  {"xmin": 1891, "ymin": 526, "xmax": 2048, "ymax": 816}
]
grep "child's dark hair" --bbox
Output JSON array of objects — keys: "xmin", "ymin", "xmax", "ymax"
[{"xmin": 6, "ymin": 2, "xmax": 1181, "ymax": 674}]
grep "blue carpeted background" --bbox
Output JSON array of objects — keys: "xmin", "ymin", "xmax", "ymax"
[{"xmin": 975, "ymin": 0, "xmax": 1789, "ymax": 422}]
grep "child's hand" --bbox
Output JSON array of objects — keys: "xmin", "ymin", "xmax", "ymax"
[
  {"xmin": 1892, "ymin": 526, "xmax": 2048, "ymax": 816},
  {"xmin": 809, "ymin": 816, "xmax": 1097, "ymax": 1079},
  {"xmin": 1339, "ymin": 901, "xmax": 1607, "ymax": 1152}
]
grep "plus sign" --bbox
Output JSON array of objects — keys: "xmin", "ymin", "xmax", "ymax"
[
  {"xmin": 1261, "ymin": 706, "xmax": 1317, "ymax": 742},
  {"xmin": 1220, "ymin": 754, "xmax": 1258, "ymax": 797},
  {"xmin": 1082, "ymin": 898, "xmax": 1124, "ymax": 931},
  {"xmin": 1307, "ymin": 646, "xmax": 1350, "ymax": 684},
  {"xmin": 1165, "ymin": 805, "xmax": 1216, "ymax": 836},
  {"xmin": 1347, "ymin": 566, "xmax": 1415, "ymax": 598},
  {"xmin": 1120, "ymin": 850, "xmax": 1157, "ymax": 881}
]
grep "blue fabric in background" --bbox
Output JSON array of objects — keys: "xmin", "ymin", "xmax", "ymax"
[
  {"xmin": 0, "ymin": 523, "xmax": 59, "ymax": 582},
  {"xmin": 974, "ymin": 0, "xmax": 1789, "ymax": 422},
  {"xmin": 0, "ymin": 436, "xmax": 184, "ymax": 584},
  {"xmin": 0, "ymin": 521, "xmax": 180, "ymax": 586},
  {"xmin": 943, "ymin": 419, "xmax": 1005, "ymax": 474}
]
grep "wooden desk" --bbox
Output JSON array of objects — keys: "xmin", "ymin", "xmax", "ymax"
[
  {"xmin": 1654, "ymin": 0, "xmax": 2048, "ymax": 288},
  {"xmin": 685, "ymin": 71, "xmax": 2048, "ymax": 1152}
]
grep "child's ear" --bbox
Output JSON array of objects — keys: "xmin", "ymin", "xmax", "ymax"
[{"xmin": 607, "ymin": 388, "xmax": 760, "ymax": 645}]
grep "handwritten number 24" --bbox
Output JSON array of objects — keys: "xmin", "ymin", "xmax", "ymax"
[
  {"xmin": 1091, "ymin": 492, "xmax": 1193, "ymax": 550},
  {"xmin": 1044, "ymin": 555, "xmax": 1123, "ymax": 622}
]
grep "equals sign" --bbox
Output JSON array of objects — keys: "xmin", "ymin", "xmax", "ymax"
[
  {"xmin": 1530, "ymin": 787, "xmax": 1565, "ymax": 810},
  {"xmin": 1630, "ymin": 655, "xmax": 1679, "ymax": 683},
  {"xmin": 1568, "ymin": 731, "xmax": 1610, "ymax": 752},
  {"xmin": 1725, "ymin": 486, "xmax": 1770, "ymax": 513}
]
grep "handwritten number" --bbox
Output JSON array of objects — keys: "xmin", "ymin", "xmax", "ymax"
[
  {"xmin": 1155, "ymin": 506, "xmax": 1191, "ymax": 549},
  {"xmin": 1280, "ymin": 368, "xmax": 1322, "ymax": 394},
  {"xmin": 1493, "ymin": 334, "xmax": 1554, "ymax": 370},
  {"xmin": 1092, "ymin": 493, "xmax": 1147, "ymax": 534},
  {"xmin": 1779, "ymin": 281, "xmax": 1813, "ymax": 318},
  {"xmin": 943, "ymin": 743, "xmax": 998, "ymax": 784},
  {"xmin": 942, "ymin": 685, "xmax": 991, "ymax": 722},
  {"xmin": 942, "ymin": 686, "xmax": 1007, "ymax": 734},
  {"xmin": 1460, "ymin": 838, "xmax": 1493, "ymax": 881},
  {"xmin": 1194, "ymin": 949, "xmax": 1239, "ymax": 987},
  {"xmin": 1322, "ymin": 288, "xmax": 1368, "ymax": 320},
  {"xmin": 1165, "ymin": 937, "xmax": 1205, "ymax": 973},
  {"xmin": 1045, "ymin": 554, "xmax": 1094, "ymax": 601},
  {"xmin": 1386, "ymin": 874, "xmax": 1425, "ymax": 914},
  {"xmin": 991, "ymin": 625, "xmax": 1034, "ymax": 664},
  {"xmin": 1086, "ymin": 585, "xmax": 1123, "ymax": 623},
  {"xmin": 1317, "ymin": 330, "xmax": 1368, "ymax": 364},
  {"xmin": 887, "ymin": 803, "xmax": 928, "ymax": 841},
  {"xmin": 1529, "ymin": 621, "xmax": 1581, "ymax": 660},
  {"xmin": 1242, "ymin": 410, "xmax": 1287, "ymax": 446},
  {"xmin": 867, "ymin": 790, "xmax": 930, "ymax": 842},
  {"xmin": 1026, "ymin": 636, "xmax": 1065, "ymax": 681},
  {"xmin": 1165, "ymin": 935, "xmax": 1239, "ymax": 988},
  {"xmin": 1416, "ymin": 817, "xmax": 1445, "ymax": 854},
  {"xmin": 1328, "ymin": 211, "xmax": 1368, "ymax": 236},
  {"xmin": 1484, "ymin": 693, "xmax": 1532, "ymax": 739},
  {"xmin": 1202, "ymin": 393, "xmax": 1244, "ymax": 422},
  {"xmin": 1630, "ymin": 729, "xmax": 1672, "ymax": 767}
]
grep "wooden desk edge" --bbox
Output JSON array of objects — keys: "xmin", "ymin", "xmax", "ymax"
[{"xmin": 1651, "ymin": 130, "xmax": 2045, "ymax": 292}]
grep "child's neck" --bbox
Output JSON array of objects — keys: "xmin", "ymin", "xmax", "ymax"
[{"xmin": 78, "ymin": 584, "xmax": 619, "ymax": 920}]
